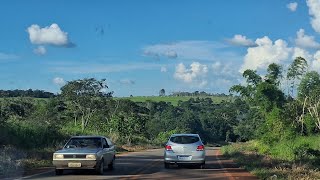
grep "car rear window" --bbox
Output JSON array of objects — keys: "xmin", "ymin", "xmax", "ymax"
[{"xmin": 170, "ymin": 135, "xmax": 200, "ymax": 144}]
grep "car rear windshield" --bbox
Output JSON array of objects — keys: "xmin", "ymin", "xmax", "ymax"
[
  {"xmin": 170, "ymin": 135, "xmax": 200, "ymax": 144},
  {"xmin": 65, "ymin": 137, "xmax": 102, "ymax": 148}
]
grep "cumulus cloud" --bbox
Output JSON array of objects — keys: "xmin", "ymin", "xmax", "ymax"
[
  {"xmin": 174, "ymin": 62, "xmax": 208, "ymax": 86},
  {"xmin": 120, "ymin": 79, "xmax": 135, "ymax": 85},
  {"xmin": 212, "ymin": 61, "xmax": 238, "ymax": 78},
  {"xmin": 27, "ymin": 23, "xmax": 73, "ymax": 46},
  {"xmin": 292, "ymin": 47, "xmax": 312, "ymax": 61},
  {"xmin": 307, "ymin": 0, "xmax": 320, "ymax": 33},
  {"xmin": 226, "ymin": 34, "xmax": 256, "ymax": 47},
  {"xmin": 161, "ymin": 66, "xmax": 167, "ymax": 72},
  {"xmin": 287, "ymin": 2, "xmax": 298, "ymax": 12},
  {"xmin": 295, "ymin": 29, "xmax": 320, "ymax": 49},
  {"xmin": 240, "ymin": 36, "xmax": 291, "ymax": 72},
  {"xmin": 311, "ymin": 50, "xmax": 320, "ymax": 70},
  {"xmin": 33, "ymin": 46, "xmax": 46, "ymax": 55},
  {"xmin": 53, "ymin": 77, "xmax": 65, "ymax": 86}
]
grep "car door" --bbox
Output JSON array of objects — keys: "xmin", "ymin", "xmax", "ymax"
[
  {"xmin": 102, "ymin": 138, "xmax": 111, "ymax": 165},
  {"xmin": 105, "ymin": 138, "xmax": 115, "ymax": 161}
]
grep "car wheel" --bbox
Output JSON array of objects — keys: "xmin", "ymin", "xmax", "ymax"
[
  {"xmin": 96, "ymin": 160, "xmax": 104, "ymax": 175},
  {"xmin": 164, "ymin": 162, "xmax": 170, "ymax": 169},
  {"xmin": 108, "ymin": 157, "xmax": 115, "ymax": 170},
  {"xmin": 55, "ymin": 169, "xmax": 63, "ymax": 175}
]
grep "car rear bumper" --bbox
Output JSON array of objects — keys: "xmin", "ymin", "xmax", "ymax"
[
  {"xmin": 52, "ymin": 159, "xmax": 100, "ymax": 169},
  {"xmin": 164, "ymin": 151, "xmax": 205, "ymax": 164},
  {"xmin": 164, "ymin": 159, "xmax": 205, "ymax": 165}
]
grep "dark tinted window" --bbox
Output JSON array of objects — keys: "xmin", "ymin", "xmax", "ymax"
[
  {"xmin": 170, "ymin": 136, "xmax": 199, "ymax": 144},
  {"xmin": 65, "ymin": 137, "xmax": 102, "ymax": 148}
]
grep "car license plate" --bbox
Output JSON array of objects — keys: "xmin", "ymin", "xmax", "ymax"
[
  {"xmin": 68, "ymin": 162, "xmax": 81, "ymax": 167},
  {"xmin": 178, "ymin": 155, "xmax": 191, "ymax": 160}
]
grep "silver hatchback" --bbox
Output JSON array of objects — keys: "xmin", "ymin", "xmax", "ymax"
[{"xmin": 164, "ymin": 134, "xmax": 206, "ymax": 169}]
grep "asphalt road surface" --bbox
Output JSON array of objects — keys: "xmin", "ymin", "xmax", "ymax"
[{"xmin": 18, "ymin": 147, "xmax": 258, "ymax": 180}]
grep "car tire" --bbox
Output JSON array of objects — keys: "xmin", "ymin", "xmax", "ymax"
[
  {"xmin": 108, "ymin": 157, "xmax": 115, "ymax": 170},
  {"xmin": 96, "ymin": 159, "xmax": 104, "ymax": 175},
  {"xmin": 164, "ymin": 162, "xmax": 170, "ymax": 169},
  {"xmin": 55, "ymin": 169, "xmax": 63, "ymax": 175}
]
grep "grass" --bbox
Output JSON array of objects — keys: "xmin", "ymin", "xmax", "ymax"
[
  {"xmin": 116, "ymin": 96, "xmax": 232, "ymax": 106},
  {"xmin": 221, "ymin": 138, "xmax": 320, "ymax": 180}
]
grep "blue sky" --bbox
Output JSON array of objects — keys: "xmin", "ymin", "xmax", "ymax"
[{"xmin": 1, "ymin": 0, "xmax": 320, "ymax": 97}]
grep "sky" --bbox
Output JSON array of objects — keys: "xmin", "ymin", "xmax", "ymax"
[{"xmin": 1, "ymin": 0, "xmax": 320, "ymax": 97}]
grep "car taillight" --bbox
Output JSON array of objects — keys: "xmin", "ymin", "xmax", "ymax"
[
  {"xmin": 197, "ymin": 145, "xmax": 205, "ymax": 151},
  {"xmin": 165, "ymin": 145, "xmax": 172, "ymax": 151}
]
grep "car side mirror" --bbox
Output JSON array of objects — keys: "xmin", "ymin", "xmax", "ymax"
[{"xmin": 103, "ymin": 144, "xmax": 109, "ymax": 149}]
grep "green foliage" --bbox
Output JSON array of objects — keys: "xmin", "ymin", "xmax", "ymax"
[{"xmin": 298, "ymin": 71, "xmax": 320, "ymax": 100}]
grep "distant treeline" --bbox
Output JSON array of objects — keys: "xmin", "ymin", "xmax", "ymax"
[
  {"xmin": 169, "ymin": 91, "xmax": 231, "ymax": 97},
  {"xmin": 0, "ymin": 89, "xmax": 56, "ymax": 98}
]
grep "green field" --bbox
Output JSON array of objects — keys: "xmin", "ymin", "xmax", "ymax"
[{"xmin": 116, "ymin": 96, "xmax": 233, "ymax": 106}]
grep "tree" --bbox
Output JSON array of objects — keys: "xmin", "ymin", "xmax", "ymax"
[
  {"xmin": 287, "ymin": 57, "xmax": 308, "ymax": 97},
  {"xmin": 298, "ymin": 71, "xmax": 320, "ymax": 100},
  {"xmin": 60, "ymin": 78, "xmax": 112, "ymax": 131},
  {"xmin": 265, "ymin": 63, "xmax": 282, "ymax": 86},
  {"xmin": 159, "ymin": 89, "xmax": 165, "ymax": 96}
]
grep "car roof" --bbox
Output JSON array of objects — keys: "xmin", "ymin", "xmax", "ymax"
[
  {"xmin": 70, "ymin": 135, "xmax": 107, "ymax": 139},
  {"xmin": 170, "ymin": 134, "xmax": 199, "ymax": 137}
]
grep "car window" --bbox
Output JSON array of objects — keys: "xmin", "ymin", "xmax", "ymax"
[
  {"xmin": 102, "ymin": 138, "xmax": 109, "ymax": 148},
  {"xmin": 65, "ymin": 138, "xmax": 102, "ymax": 148},
  {"xmin": 170, "ymin": 136, "xmax": 200, "ymax": 144},
  {"xmin": 106, "ymin": 138, "xmax": 113, "ymax": 147}
]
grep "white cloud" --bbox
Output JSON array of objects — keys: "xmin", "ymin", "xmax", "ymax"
[
  {"xmin": 310, "ymin": 50, "xmax": 320, "ymax": 70},
  {"xmin": 212, "ymin": 61, "xmax": 238, "ymax": 78},
  {"xmin": 292, "ymin": 47, "xmax": 312, "ymax": 61},
  {"xmin": 143, "ymin": 41, "xmax": 227, "ymax": 61},
  {"xmin": 307, "ymin": 0, "xmax": 320, "ymax": 33},
  {"xmin": 240, "ymin": 36, "xmax": 291, "ymax": 72},
  {"xmin": 174, "ymin": 62, "xmax": 208, "ymax": 85},
  {"xmin": 53, "ymin": 77, "xmax": 65, "ymax": 86},
  {"xmin": 226, "ymin": 34, "xmax": 256, "ymax": 47},
  {"xmin": 27, "ymin": 23, "xmax": 71, "ymax": 46},
  {"xmin": 33, "ymin": 46, "xmax": 46, "ymax": 55},
  {"xmin": 295, "ymin": 29, "xmax": 320, "ymax": 49},
  {"xmin": 160, "ymin": 66, "xmax": 167, "ymax": 72},
  {"xmin": 287, "ymin": 2, "xmax": 298, "ymax": 12},
  {"xmin": 120, "ymin": 79, "xmax": 135, "ymax": 85},
  {"xmin": 0, "ymin": 52, "xmax": 19, "ymax": 60}
]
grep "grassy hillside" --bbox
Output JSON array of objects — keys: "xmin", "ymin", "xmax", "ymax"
[{"xmin": 116, "ymin": 96, "xmax": 233, "ymax": 106}]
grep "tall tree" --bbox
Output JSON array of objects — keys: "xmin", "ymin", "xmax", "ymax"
[
  {"xmin": 60, "ymin": 78, "xmax": 112, "ymax": 131},
  {"xmin": 287, "ymin": 57, "xmax": 308, "ymax": 97}
]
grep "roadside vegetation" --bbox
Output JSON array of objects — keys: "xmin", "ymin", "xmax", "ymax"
[
  {"xmin": 222, "ymin": 57, "xmax": 320, "ymax": 179},
  {"xmin": 1, "ymin": 56, "xmax": 320, "ymax": 179}
]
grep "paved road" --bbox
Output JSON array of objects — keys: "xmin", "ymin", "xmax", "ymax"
[{"xmin": 19, "ymin": 147, "xmax": 258, "ymax": 180}]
